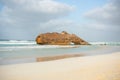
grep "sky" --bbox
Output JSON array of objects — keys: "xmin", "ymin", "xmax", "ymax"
[{"xmin": 0, "ymin": 0, "xmax": 120, "ymax": 42}]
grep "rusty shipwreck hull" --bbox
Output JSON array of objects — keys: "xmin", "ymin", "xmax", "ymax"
[{"xmin": 36, "ymin": 31, "xmax": 89, "ymax": 45}]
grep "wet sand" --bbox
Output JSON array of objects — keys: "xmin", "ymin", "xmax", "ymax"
[
  {"xmin": 36, "ymin": 53, "xmax": 84, "ymax": 62},
  {"xmin": 0, "ymin": 52, "xmax": 120, "ymax": 80}
]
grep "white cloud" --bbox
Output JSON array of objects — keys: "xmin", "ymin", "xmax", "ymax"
[
  {"xmin": 84, "ymin": 0, "xmax": 120, "ymax": 31},
  {"xmin": 0, "ymin": 0, "xmax": 74, "ymax": 22},
  {"xmin": 40, "ymin": 19, "xmax": 74, "ymax": 30},
  {"xmin": 0, "ymin": 0, "xmax": 74, "ymax": 40}
]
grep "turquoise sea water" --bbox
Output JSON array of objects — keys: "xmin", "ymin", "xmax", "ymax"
[{"xmin": 0, "ymin": 40, "xmax": 120, "ymax": 65}]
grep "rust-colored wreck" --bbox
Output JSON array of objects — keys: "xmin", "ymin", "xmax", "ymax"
[{"xmin": 36, "ymin": 31, "xmax": 89, "ymax": 45}]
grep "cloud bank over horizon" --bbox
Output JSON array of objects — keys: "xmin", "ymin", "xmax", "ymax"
[
  {"xmin": 0, "ymin": 0, "xmax": 74, "ymax": 40},
  {"xmin": 0, "ymin": 0, "xmax": 120, "ymax": 41},
  {"xmin": 82, "ymin": 0, "xmax": 120, "ymax": 41},
  {"xmin": 84, "ymin": 0, "xmax": 120, "ymax": 31}
]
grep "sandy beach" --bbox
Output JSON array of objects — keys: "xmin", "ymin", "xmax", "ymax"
[{"xmin": 0, "ymin": 52, "xmax": 120, "ymax": 80}]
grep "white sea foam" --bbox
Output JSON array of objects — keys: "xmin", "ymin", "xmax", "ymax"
[
  {"xmin": 90, "ymin": 42, "xmax": 120, "ymax": 45},
  {"xmin": 0, "ymin": 40, "xmax": 120, "ymax": 45},
  {"xmin": 0, "ymin": 40, "xmax": 78, "ymax": 49},
  {"xmin": 0, "ymin": 40, "xmax": 36, "ymax": 45},
  {"xmin": 0, "ymin": 45, "xmax": 76, "ymax": 49}
]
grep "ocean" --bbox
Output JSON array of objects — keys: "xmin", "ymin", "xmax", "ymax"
[{"xmin": 0, "ymin": 40, "xmax": 120, "ymax": 65}]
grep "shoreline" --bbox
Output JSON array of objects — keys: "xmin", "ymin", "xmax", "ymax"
[
  {"xmin": 0, "ymin": 52, "xmax": 120, "ymax": 80},
  {"xmin": 0, "ymin": 45, "xmax": 120, "ymax": 65},
  {"xmin": 1, "ymin": 50, "xmax": 120, "ymax": 65}
]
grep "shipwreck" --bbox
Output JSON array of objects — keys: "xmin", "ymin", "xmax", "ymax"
[{"xmin": 36, "ymin": 31, "xmax": 89, "ymax": 45}]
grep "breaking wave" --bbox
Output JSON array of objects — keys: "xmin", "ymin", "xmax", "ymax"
[
  {"xmin": 90, "ymin": 42, "xmax": 120, "ymax": 45},
  {"xmin": 0, "ymin": 40, "xmax": 120, "ymax": 49},
  {"xmin": 0, "ymin": 40, "xmax": 36, "ymax": 45},
  {"xmin": 0, "ymin": 40, "xmax": 77, "ymax": 49}
]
